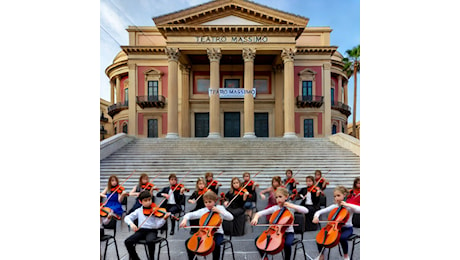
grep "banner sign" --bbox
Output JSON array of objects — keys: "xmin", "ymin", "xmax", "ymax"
[{"xmin": 209, "ymin": 88, "xmax": 256, "ymax": 98}]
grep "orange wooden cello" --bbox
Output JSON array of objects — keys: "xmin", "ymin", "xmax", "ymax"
[
  {"xmin": 186, "ymin": 209, "xmax": 222, "ymax": 256},
  {"xmin": 255, "ymin": 206, "xmax": 294, "ymax": 255},
  {"xmin": 315, "ymin": 197, "xmax": 350, "ymax": 248}
]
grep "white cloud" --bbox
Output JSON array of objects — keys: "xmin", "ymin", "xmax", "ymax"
[{"xmin": 100, "ymin": 0, "xmax": 129, "ymax": 45}]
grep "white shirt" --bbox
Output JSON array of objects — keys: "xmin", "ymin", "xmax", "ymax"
[
  {"xmin": 124, "ymin": 206, "xmax": 167, "ymax": 230},
  {"xmin": 182, "ymin": 205, "xmax": 234, "ymax": 234},
  {"xmin": 314, "ymin": 203, "xmax": 360, "ymax": 228},
  {"xmin": 256, "ymin": 204, "xmax": 309, "ymax": 233},
  {"xmin": 167, "ymin": 188, "xmax": 176, "ymax": 205}
]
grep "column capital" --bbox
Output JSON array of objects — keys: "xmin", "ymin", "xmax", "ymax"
[
  {"xmin": 179, "ymin": 64, "xmax": 191, "ymax": 74},
  {"xmin": 242, "ymin": 48, "xmax": 256, "ymax": 62},
  {"xmin": 281, "ymin": 48, "xmax": 296, "ymax": 63},
  {"xmin": 323, "ymin": 62, "xmax": 332, "ymax": 70},
  {"xmin": 165, "ymin": 47, "xmax": 181, "ymax": 61},
  {"xmin": 272, "ymin": 64, "xmax": 284, "ymax": 73},
  {"xmin": 207, "ymin": 48, "xmax": 222, "ymax": 62}
]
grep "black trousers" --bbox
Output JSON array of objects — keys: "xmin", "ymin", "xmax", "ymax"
[
  {"xmin": 165, "ymin": 204, "xmax": 181, "ymax": 230},
  {"xmin": 124, "ymin": 228, "xmax": 158, "ymax": 260}
]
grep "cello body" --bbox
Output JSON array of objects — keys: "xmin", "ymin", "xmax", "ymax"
[
  {"xmin": 315, "ymin": 205, "xmax": 350, "ymax": 248},
  {"xmin": 187, "ymin": 211, "xmax": 222, "ymax": 256},
  {"xmin": 255, "ymin": 207, "xmax": 293, "ymax": 255}
]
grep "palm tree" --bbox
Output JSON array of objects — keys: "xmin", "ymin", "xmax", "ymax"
[{"xmin": 343, "ymin": 45, "xmax": 360, "ymax": 138}]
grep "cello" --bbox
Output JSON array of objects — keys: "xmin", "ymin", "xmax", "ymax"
[
  {"xmin": 315, "ymin": 197, "xmax": 350, "ymax": 248},
  {"xmin": 186, "ymin": 209, "xmax": 222, "ymax": 256},
  {"xmin": 255, "ymin": 206, "xmax": 294, "ymax": 255}
]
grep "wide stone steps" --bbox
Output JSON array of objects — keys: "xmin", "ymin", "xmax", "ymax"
[{"xmin": 100, "ymin": 138, "xmax": 360, "ymax": 192}]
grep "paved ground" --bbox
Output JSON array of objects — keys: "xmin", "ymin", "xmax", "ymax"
[{"xmin": 101, "ymin": 189, "xmax": 360, "ymax": 260}]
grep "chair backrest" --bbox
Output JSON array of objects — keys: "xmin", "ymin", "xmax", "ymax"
[
  {"xmin": 102, "ymin": 218, "xmax": 118, "ymax": 237},
  {"xmin": 293, "ymin": 212, "xmax": 306, "ymax": 238},
  {"xmin": 222, "ymin": 220, "xmax": 233, "ymax": 240}
]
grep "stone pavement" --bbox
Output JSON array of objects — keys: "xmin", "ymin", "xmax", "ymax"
[{"xmin": 100, "ymin": 189, "xmax": 360, "ymax": 260}]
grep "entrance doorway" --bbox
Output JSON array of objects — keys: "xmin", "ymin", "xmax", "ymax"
[
  {"xmin": 255, "ymin": 113, "xmax": 269, "ymax": 137},
  {"xmin": 195, "ymin": 113, "xmax": 209, "ymax": 137},
  {"xmin": 224, "ymin": 112, "xmax": 240, "ymax": 137},
  {"xmin": 147, "ymin": 119, "xmax": 158, "ymax": 138},
  {"xmin": 304, "ymin": 119, "xmax": 314, "ymax": 138}
]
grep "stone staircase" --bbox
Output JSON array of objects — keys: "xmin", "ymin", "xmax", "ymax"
[{"xmin": 100, "ymin": 137, "xmax": 359, "ymax": 192}]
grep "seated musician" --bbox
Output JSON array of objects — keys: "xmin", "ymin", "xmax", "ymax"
[
  {"xmin": 312, "ymin": 186, "xmax": 360, "ymax": 260},
  {"xmin": 251, "ymin": 187, "xmax": 308, "ymax": 260},
  {"xmin": 180, "ymin": 190, "xmax": 233, "ymax": 260},
  {"xmin": 223, "ymin": 177, "xmax": 249, "ymax": 236},
  {"xmin": 124, "ymin": 190, "xmax": 170, "ymax": 260},
  {"xmin": 156, "ymin": 173, "xmax": 185, "ymax": 235},
  {"xmin": 293, "ymin": 175, "xmax": 321, "ymax": 231}
]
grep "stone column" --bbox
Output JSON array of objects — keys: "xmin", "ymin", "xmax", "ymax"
[
  {"xmin": 110, "ymin": 80, "xmax": 115, "ymax": 104},
  {"xmin": 344, "ymin": 81, "xmax": 349, "ymax": 106},
  {"xmin": 337, "ymin": 75, "xmax": 343, "ymax": 103},
  {"xmin": 180, "ymin": 64, "xmax": 191, "ymax": 137},
  {"xmin": 207, "ymin": 48, "xmax": 222, "ymax": 138},
  {"xmin": 165, "ymin": 48, "xmax": 181, "ymax": 138},
  {"xmin": 127, "ymin": 64, "xmax": 137, "ymax": 135},
  {"xmin": 281, "ymin": 48, "xmax": 297, "ymax": 138},
  {"xmin": 115, "ymin": 76, "xmax": 121, "ymax": 103},
  {"xmin": 243, "ymin": 48, "xmax": 256, "ymax": 138},
  {"xmin": 273, "ymin": 64, "xmax": 284, "ymax": 137},
  {"xmin": 323, "ymin": 63, "xmax": 332, "ymax": 137}
]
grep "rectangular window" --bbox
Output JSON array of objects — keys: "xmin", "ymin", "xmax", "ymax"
[
  {"xmin": 224, "ymin": 79, "xmax": 240, "ymax": 88},
  {"xmin": 148, "ymin": 81, "xmax": 158, "ymax": 101},
  {"xmin": 302, "ymin": 81, "xmax": 312, "ymax": 100},
  {"xmin": 124, "ymin": 88, "xmax": 129, "ymax": 105},
  {"xmin": 254, "ymin": 79, "xmax": 269, "ymax": 94},
  {"xmin": 331, "ymin": 88, "xmax": 335, "ymax": 105},
  {"xmin": 196, "ymin": 78, "xmax": 210, "ymax": 93}
]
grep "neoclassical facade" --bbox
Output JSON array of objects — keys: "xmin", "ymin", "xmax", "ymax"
[{"xmin": 105, "ymin": 0, "xmax": 350, "ymax": 138}]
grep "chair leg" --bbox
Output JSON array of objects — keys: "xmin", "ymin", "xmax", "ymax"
[
  {"xmin": 103, "ymin": 240, "xmax": 108, "ymax": 260},
  {"xmin": 144, "ymin": 244, "xmax": 149, "ymax": 259},
  {"xmin": 113, "ymin": 239, "xmax": 120, "ymax": 260}
]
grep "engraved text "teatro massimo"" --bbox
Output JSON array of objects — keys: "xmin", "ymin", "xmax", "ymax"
[{"xmin": 196, "ymin": 36, "xmax": 268, "ymax": 43}]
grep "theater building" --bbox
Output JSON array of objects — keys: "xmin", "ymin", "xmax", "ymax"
[{"xmin": 105, "ymin": 0, "xmax": 351, "ymax": 138}]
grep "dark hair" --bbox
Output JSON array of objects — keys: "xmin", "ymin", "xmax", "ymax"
[
  {"xmin": 138, "ymin": 190, "xmax": 152, "ymax": 201},
  {"xmin": 169, "ymin": 173, "xmax": 177, "ymax": 180}
]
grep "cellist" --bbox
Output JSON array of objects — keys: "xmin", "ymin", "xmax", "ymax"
[
  {"xmin": 180, "ymin": 190, "xmax": 233, "ymax": 260},
  {"xmin": 251, "ymin": 187, "xmax": 308, "ymax": 260},
  {"xmin": 312, "ymin": 186, "xmax": 360, "ymax": 260},
  {"xmin": 124, "ymin": 190, "xmax": 170, "ymax": 260}
]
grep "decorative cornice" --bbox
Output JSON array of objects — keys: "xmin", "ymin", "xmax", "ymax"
[
  {"xmin": 281, "ymin": 48, "xmax": 296, "ymax": 63},
  {"xmin": 296, "ymin": 46, "xmax": 338, "ymax": 56},
  {"xmin": 207, "ymin": 48, "xmax": 222, "ymax": 62},
  {"xmin": 156, "ymin": 25, "xmax": 304, "ymax": 37},
  {"xmin": 242, "ymin": 48, "xmax": 256, "ymax": 62},
  {"xmin": 121, "ymin": 46, "xmax": 166, "ymax": 54},
  {"xmin": 165, "ymin": 48, "xmax": 181, "ymax": 61},
  {"xmin": 179, "ymin": 64, "xmax": 191, "ymax": 74}
]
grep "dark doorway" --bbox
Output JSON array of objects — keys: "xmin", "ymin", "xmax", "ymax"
[
  {"xmin": 254, "ymin": 113, "xmax": 269, "ymax": 137},
  {"xmin": 224, "ymin": 112, "xmax": 240, "ymax": 137},
  {"xmin": 147, "ymin": 119, "xmax": 158, "ymax": 138},
  {"xmin": 304, "ymin": 119, "xmax": 314, "ymax": 138},
  {"xmin": 195, "ymin": 113, "xmax": 209, "ymax": 137}
]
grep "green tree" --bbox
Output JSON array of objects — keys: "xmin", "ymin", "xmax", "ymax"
[{"xmin": 343, "ymin": 45, "xmax": 360, "ymax": 138}]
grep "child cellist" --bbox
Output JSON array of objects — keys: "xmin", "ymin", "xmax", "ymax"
[
  {"xmin": 312, "ymin": 186, "xmax": 360, "ymax": 260},
  {"xmin": 251, "ymin": 187, "xmax": 308, "ymax": 260},
  {"xmin": 180, "ymin": 190, "xmax": 233, "ymax": 260}
]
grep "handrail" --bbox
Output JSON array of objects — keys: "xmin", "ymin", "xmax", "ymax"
[{"xmin": 136, "ymin": 95, "xmax": 166, "ymax": 103}]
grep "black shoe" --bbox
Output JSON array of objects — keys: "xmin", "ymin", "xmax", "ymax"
[{"xmin": 170, "ymin": 230, "xmax": 174, "ymax": 236}]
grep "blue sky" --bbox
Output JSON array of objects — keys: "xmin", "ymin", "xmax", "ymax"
[{"xmin": 100, "ymin": 0, "xmax": 360, "ymax": 122}]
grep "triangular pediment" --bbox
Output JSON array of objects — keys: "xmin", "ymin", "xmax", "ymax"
[
  {"xmin": 201, "ymin": 15, "xmax": 262, "ymax": 26},
  {"xmin": 153, "ymin": 0, "xmax": 309, "ymax": 27}
]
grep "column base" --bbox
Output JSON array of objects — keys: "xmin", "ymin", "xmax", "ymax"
[
  {"xmin": 207, "ymin": 132, "xmax": 221, "ymax": 138},
  {"xmin": 165, "ymin": 133, "xmax": 179, "ymax": 138},
  {"xmin": 283, "ymin": 132, "xmax": 298, "ymax": 138},
  {"xmin": 243, "ymin": 132, "xmax": 256, "ymax": 138}
]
